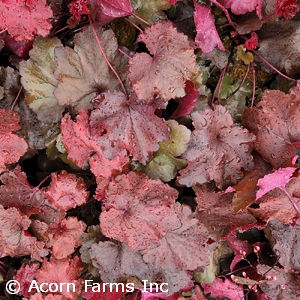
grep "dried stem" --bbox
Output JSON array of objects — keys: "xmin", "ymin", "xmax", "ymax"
[{"xmin": 88, "ymin": 15, "xmax": 128, "ymax": 97}]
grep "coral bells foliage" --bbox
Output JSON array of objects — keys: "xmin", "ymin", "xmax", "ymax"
[
  {"xmin": 2, "ymin": 0, "xmax": 300, "ymax": 299},
  {"xmin": 68, "ymin": 0, "xmax": 90, "ymax": 20}
]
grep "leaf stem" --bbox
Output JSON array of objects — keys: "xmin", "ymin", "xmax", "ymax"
[
  {"xmin": 282, "ymin": 187, "xmax": 300, "ymax": 216},
  {"xmin": 252, "ymin": 49, "xmax": 297, "ymax": 83},
  {"xmin": 225, "ymin": 63, "xmax": 250, "ymax": 101},
  {"xmin": 118, "ymin": 47, "xmax": 132, "ymax": 59},
  {"xmin": 131, "ymin": 13, "xmax": 150, "ymax": 26},
  {"xmin": 125, "ymin": 17, "xmax": 143, "ymax": 33},
  {"xmin": 209, "ymin": 0, "xmax": 237, "ymax": 28},
  {"xmin": 11, "ymin": 86, "xmax": 23, "ymax": 110},
  {"xmin": 250, "ymin": 62, "xmax": 256, "ymax": 107},
  {"xmin": 88, "ymin": 15, "xmax": 128, "ymax": 97}
]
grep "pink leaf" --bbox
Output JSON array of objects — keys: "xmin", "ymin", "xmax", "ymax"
[
  {"xmin": 171, "ymin": 81, "xmax": 199, "ymax": 118},
  {"xmin": 217, "ymin": 0, "xmax": 262, "ymax": 17},
  {"xmin": 0, "ymin": 0, "xmax": 53, "ymax": 41},
  {"xmin": 0, "ymin": 109, "xmax": 28, "ymax": 173},
  {"xmin": 44, "ymin": 171, "xmax": 89, "ymax": 210},
  {"xmin": 249, "ymin": 176, "xmax": 300, "ymax": 224},
  {"xmin": 256, "ymin": 167, "xmax": 296, "ymax": 200},
  {"xmin": 100, "ymin": 172, "xmax": 180, "ymax": 251},
  {"xmin": 48, "ymin": 217, "xmax": 86, "ymax": 259},
  {"xmin": 202, "ymin": 278, "xmax": 244, "ymax": 299},
  {"xmin": 194, "ymin": 3, "xmax": 225, "ymax": 53},
  {"xmin": 90, "ymin": 91, "xmax": 169, "ymax": 165},
  {"xmin": 14, "ymin": 263, "xmax": 40, "ymax": 297},
  {"xmin": 36, "ymin": 256, "xmax": 83, "ymax": 300},
  {"xmin": 0, "ymin": 205, "xmax": 48, "ymax": 261},
  {"xmin": 129, "ymin": 21, "xmax": 199, "ymax": 102},
  {"xmin": 61, "ymin": 109, "xmax": 128, "ymax": 177},
  {"xmin": 89, "ymin": 0, "xmax": 133, "ymax": 26}
]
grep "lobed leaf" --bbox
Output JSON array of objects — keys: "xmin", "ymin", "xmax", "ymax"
[{"xmin": 129, "ymin": 21, "xmax": 199, "ymax": 102}]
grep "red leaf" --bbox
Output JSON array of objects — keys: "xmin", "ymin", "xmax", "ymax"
[
  {"xmin": 0, "ymin": 166, "xmax": 45, "ymax": 216},
  {"xmin": 61, "ymin": 109, "xmax": 128, "ymax": 177},
  {"xmin": 243, "ymin": 90, "xmax": 300, "ymax": 169},
  {"xmin": 35, "ymin": 256, "xmax": 83, "ymax": 300},
  {"xmin": 194, "ymin": 3, "xmax": 225, "ymax": 53},
  {"xmin": 275, "ymin": 0, "xmax": 299, "ymax": 19},
  {"xmin": 100, "ymin": 172, "xmax": 180, "ymax": 251},
  {"xmin": 14, "ymin": 263, "xmax": 40, "ymax": 297},
  {"xmin": 194, "ymin": 185, "xmax": 257, "ymax": 241},
  {"xmin": 44, "ymin": 171, "xmax": 89, "ymax": 210},
  {"xmin": 0, "ymin": 205, "xmax": 48, "ymax": 260},
  {"xmin": 217, "ymin": 0, "xmax": 262, "ymax": 16},
  {"xmin": 226, "ymin": 230, "xmax": 253, "ymax": 271},
  {"xmin": 179, "ymin": 105, "xmax": 255, "ymax": 189},
  {"xmin": 202, "ymin": 278, "xmax": 244, "ymax": 299},
  {"xmin": 90, "ymin": 91, "xmax": 169, "ymax": 165},
  {"xmin": 0, "ymin": 36, "xmax": 33, "ymax": 59},
  {"xmin": 171, "ymin": 81, "xmax": 199, "ymax": 118},
  {"xmin": 0, "ymin": 0, "xmax": 53, "ymax": 41},
  {"xmin": 68, "ymin": 0, "xmax": 90, "ymax": 20},
  {"xmin": 244, "ymin": 32, "xmax": 258, "ymax": 50},
  {"xmin": 129, "ymin": 21, "xmax": 199, "ymax": 102},
  {"xmin": 89, "ymin": 0, "xmax": 133, "ymax": 26},
  {"xmin": 0, "ymin": 109, "xmax": 28, "ymax": 173}
]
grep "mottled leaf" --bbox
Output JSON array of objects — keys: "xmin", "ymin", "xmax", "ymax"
[
  {"xmin": 54, "ymin": 25, "xmax": 123, "ymax": 111},
  {"xmin": 90, "ymin": 91, "xmax": 169, "ymax": 165},
  {"xmin": 100, "ymin": 172, "xmax": 180, "ymax": 251},
  {"xmin": 0, "ymin": 205, "xmax": 48, "ymax": 260},
  {"xmin": 129, "ymin": 21, "xmax": 199, "ymax": 102},
  {"xmin": 243, "ymin": 89, "xmax": 300, "ymax": 168},
  {"xmin": 19, "ymin": 37, "xmax": 63, "ymax": 122},
  {"xmin": 61, "ymin": 109, "xmax": 128, "ymax": 177},
  {"xmin": 0, "ymin": 0, "xmax": 53, "ymax": 41},
  {"xmin": 179, "ymin": 105, "xmax": 255, "ymax": 189},
  {"xmin": 44, "ymin": 171, "xmax": 89, "ymax": 210}
]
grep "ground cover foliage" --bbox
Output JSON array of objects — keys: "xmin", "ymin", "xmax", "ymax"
[{"xmin": 0, "ymin": 0, "xmax": 300, "ymax": 299}]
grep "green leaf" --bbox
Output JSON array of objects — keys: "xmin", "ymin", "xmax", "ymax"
[
  {"xmin": 19, "ymin": 37, "xmax": 63, "ymax": 122},
  {"xmin": 132, "ymin": 120, "xmax": 191, "ymax": 181}
]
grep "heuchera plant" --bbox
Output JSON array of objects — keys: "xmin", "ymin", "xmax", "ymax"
[{"xmin": 0, "ymin": 0, "xmax": 300, "ymax": 299}]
